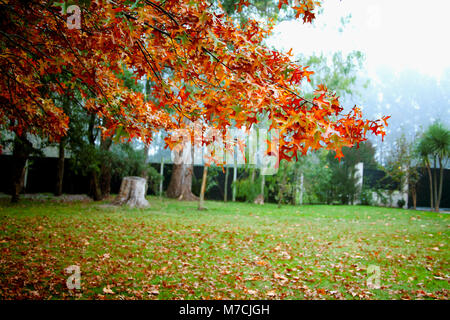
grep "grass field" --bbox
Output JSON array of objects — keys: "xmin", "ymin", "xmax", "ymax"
[{"xmin": 0, "ymin": 196, "xmax": 448, "ymax": 300}]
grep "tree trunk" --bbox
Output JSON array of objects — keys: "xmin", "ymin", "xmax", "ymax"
[
  {"xmin": 140, "ymin": 144, "xmax": 150, "ymax": 195},
  {"xmin": 166, "ymin": 147, "xmax": 198, "ymax": 201},
  {"xmin": 55, "ymin": 138, "xmax": 66, "ymax": 196},
  {"xmin": 224, "ymin": 166, "xmax": 229, "ymax": 202},
  {"xmin": 198, "ymin": 166, "xmax": 208, "ymax": 210},
  {"xmin": 277, "ymin": 164, "xmax": 288, "ymax": 208},
  {"xmin": 89, "ymin": 170, "xmax": 102, "ymax": 201},
  {"xmin": 260, "ymin": 173, "xmax": 265, "ymax": 199},
  {"xmin": 11, "ymin": 135, "xmax": 32, "ymax": 203},
  {"xmin": 426, "ymin": 164, "xmax": 433, "ymax": 210},
  {"xmin": 433, "ymin": 157, "xmax": 438, "ymax": 212},
  {"xmin": 277, "ymin": 183, "xmax": 285, "ymax": 208},
  {"xmin": 141, "ymin": 144, "xmax": 150, "ymax": 179},
  {"xmin": 99, "ymin": 136, "xmax": 113, "ymax": 198},
  {"xmin": 411, "ymin": 186, "xmax": 417, "ymax": 210},
  {"xmin": 114, "ymin": 176, "xmax": 149, "ymax": 208},
  {"xmin": 253, "ymin": 171, "xmax": 265, "ymax": 205},
  {"xmin": 87, "ymin": 113, "xmax": 102, "ymax": 201}
]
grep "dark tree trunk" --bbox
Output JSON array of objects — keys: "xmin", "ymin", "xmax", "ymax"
[
  {"xmin": 277, "ymin": 175, "xmax": 286, "ymax": 208},
  {"xmin": 166, "ymin": 147, "xmax": 198, "ymax": 201},
  {"xmin": 88, "ymin": 113, "xmax": 102, "ymax": 201},
  {"xmin": 426, "ymin": 164, "xmax": 433, "ymax": 210},
  {"xmin": 11, "ymin": 134, "xmax": 32, "ymax": 203},
  {"xmin": 100, "ymin": 164, "xmax": 111, "ymax": 198},
  {"xmin": 89, "ymin": 170, "xmax": 102, "ymax": 201},
  {"xmin": 141, "ymin": 144, "xmax": 150, "ymax": 179},
  {"xmin": 277, "ymin": 183, "xmax": 284, "ymax": 208},
  {"xmin": 99, "ymin": 136, "xmax": 113, "ymax": 198},
  {"xmin": 55, "ymin": 137, "xmax": 66, "ymax": 196}
]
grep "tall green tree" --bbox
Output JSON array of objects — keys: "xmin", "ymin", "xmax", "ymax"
[
  {"xmin": 298, "ymin": 51, "xmax": 368, "ymax": 100},
  {"xmin": 327, "ymin": 141, "xmax": 377, "ymax": 205}
]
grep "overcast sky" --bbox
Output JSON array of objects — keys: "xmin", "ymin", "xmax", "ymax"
[{"xmin": 268, "ymin": 0, "xmax": 450, "ymax": 80}]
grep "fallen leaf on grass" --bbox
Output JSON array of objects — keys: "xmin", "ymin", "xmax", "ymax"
[
  {"xmin": 255, "ymin": 260, "xmax": 268, "ymax": 266},
  {"xmin": 103, "ymin": 286, "xmax": 114, "ymax": 294},
  {"xmin": 266, "ymin": 290, "xmax": 276, "ymax": 297},
  {"xmin": 148, "ymin": 289, "xmax": 159, "ymax": 295},
  {"xmin": 273, "ymin": 272, "xmax": 288, "ymax": 282},
  {"xmin": 317, "ymin": 288, "xmax": 326, "ymax": 295},
  {"xmin": 246, "ymin": 289, "xmax": 258, "ymax": 295}
]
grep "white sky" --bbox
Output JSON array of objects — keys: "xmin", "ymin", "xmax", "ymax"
[{"xmin": 267, "ymin": 0, "xmax": 450, "ymax": 80}]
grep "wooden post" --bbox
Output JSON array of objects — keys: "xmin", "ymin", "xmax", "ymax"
[
  {"xmin": 261, "ymin": 173, "xmax": 265, "ymax": 196},
  {"xmin": 299, "ymin": 173, "xmax": 304, "ymax": 205},
  {"xmin": 198, "ymin": 166, "xmax": 208, "ymax": 210},
  {"xmin": 224, "ymin": 166, "xmax": 229, "ymax": 202},
  {"xmin": 232, "ymin": 155, "xmax": 237, "ymax": 202},
  {"xmin": 23, "ymin": 159, "xmax": 29, "ymax": 192},
  {"xmin": 159, "ymin": 157, "xmax": 164, "ymax": 198}
]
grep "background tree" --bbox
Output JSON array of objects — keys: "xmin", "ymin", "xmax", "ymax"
[
  {"xmin": 326, "ymin": 141, "xmax": 377, "ymax": 205},
  {"xmin": 417, "ymin": 133, "xmax": 435, "ymax": 210},
  {"xmin": 385, "ymin": 134, "xmax": 422, "ymax": 209},
  {"xmin": 299, "ymin": 51, "xmax": 368, "ymax": 99},
  {"xmin": 417, "ymin": 122, "xmax": 450, "ymax": 212},
  {"xmin": 9, "ymin": 135, "xmax": 35, "ymax": 202},
  {"xmin": 300, "ymin": 150, "xmax": 332, "ymax": 204}
]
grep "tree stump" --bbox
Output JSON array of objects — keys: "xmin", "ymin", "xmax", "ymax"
[
  {"xmin": 114, "ymin": 176, "xmax": 149, "ymax": 208},
  {"xmin": 254, "ymin": 194, "xmax": 264, "ymax": 205}
]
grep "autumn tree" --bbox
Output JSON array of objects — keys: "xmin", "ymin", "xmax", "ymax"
[{"xmin": 1, "ymin": 0, "xmax": 388, "ymax": 203}]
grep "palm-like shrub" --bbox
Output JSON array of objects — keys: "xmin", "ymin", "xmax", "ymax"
[{"xmin": 416, "ymin": 122, "xmax": 449, "ymax": 211}]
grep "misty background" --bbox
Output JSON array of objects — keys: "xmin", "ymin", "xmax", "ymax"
[{"xmin": 267, "ymin": 0, "xmax": 450, "ymax": 165}]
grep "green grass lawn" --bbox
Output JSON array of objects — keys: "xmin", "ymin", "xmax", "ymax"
[{"xmin": 0, "ymin": 196, "xmax": 448, "ymax": 300}]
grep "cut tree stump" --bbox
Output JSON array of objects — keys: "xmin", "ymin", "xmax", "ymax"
[
  {"xmin": 114, "ymin": 176, "xmax": 149, "ymax": 208},
  {"xmin": 254, "ymin": 194, "xmax": 264, "ymax": 205}
]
